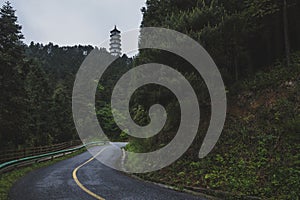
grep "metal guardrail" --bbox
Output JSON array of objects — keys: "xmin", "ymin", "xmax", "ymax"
[
  {"xmin": 0, "ymin": 141, "xmax": 83, "ymax": 163},
  {"xmin": 0, "ymin": 141, "xmax": 106, "ymax": 174}
]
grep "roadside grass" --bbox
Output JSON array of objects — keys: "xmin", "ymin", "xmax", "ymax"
[{"xmin": 0, "ymin": 148, "xmax": 86, "ymax": 200}]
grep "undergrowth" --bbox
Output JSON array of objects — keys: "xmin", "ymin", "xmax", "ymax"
[{"xmin": 131, "ymin": 52, "xmax": 300, "ymax": 199}]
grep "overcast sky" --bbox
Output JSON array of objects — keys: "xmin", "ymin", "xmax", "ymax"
[{"xmin": 1, "ymin": 0, "xmax": 146, "ymax": 53}]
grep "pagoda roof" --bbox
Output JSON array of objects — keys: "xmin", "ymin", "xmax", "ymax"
[{"xmin": 110, "ymin": 25, "xmax": 121, "ymax": 33}]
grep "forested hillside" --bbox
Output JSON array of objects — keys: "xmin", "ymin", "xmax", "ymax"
[
  {"xmin": 132, "ymin": 57, "xmax": 300, "ymax": 199},
  {"xmin": 125, "ymin": 0, "xmax": 300, "ymax": 199}
]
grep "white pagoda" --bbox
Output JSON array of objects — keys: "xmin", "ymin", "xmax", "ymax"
[{"xmin": 109, "ymin": 26, "xmax": 121, "ymax": 56}]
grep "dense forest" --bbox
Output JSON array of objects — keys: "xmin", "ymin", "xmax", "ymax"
[
  {"xmin": 138, "ymin": 0, "xmax": 300, "ymax": 80},
  {"xmin": 0, "ymin": 2, "xmax": 131, "ymax": 150},
  {"xmin": 125, "ymin": 0, "xmax": 300, "ymax": 199},
  {"xmin": 127, "ymin": 0, "xmax": 300, "ymax": 150},
  {"xmin": 0, "ymin": 1, "xmax": 88, "ymax": 148},
  {"xmin": 0, "ymin": 0, "xmax": 300, "ymax": 199}
]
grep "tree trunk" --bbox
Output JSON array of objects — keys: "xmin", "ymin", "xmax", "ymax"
[
  {"xmin": 234, "ymin": 55, "xmax": 239, "ymax": 81},
  {"xmin": 283, "ymin": 0, "xmax": 291, "ymax": 67}
]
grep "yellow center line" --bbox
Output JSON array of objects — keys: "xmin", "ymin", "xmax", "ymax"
[{"xmin": 72, "ymin": 147, "xmax": 109, "ymax": 200}]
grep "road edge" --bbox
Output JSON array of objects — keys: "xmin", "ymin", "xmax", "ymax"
[{"xmin": 120, "ymin": 148, "xmax": 220, "ymax": 200}]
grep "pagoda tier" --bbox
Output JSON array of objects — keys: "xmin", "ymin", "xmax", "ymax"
[{"xmin": 109, "ymin": 26, "xmax": 121, "ymax": 56}]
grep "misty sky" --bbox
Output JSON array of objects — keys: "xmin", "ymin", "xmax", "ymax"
[{"xmin": 1, "ymin": 0, "xmax": 146, "ymax": 53}]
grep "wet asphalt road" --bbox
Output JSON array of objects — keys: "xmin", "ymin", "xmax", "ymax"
[{"xmin": 9, "ymin": 143, "xmax": 206, "ymax": 200}]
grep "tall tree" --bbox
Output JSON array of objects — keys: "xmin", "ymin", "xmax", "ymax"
[
  {"xmin": 0, "ymin": 1, "xmax": 26, "ymax": 149},
  {"xmin": 0, "ymin": 1, "xmax": 24, "ymax": 61}
]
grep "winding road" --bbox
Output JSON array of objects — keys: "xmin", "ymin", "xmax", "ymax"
[{"xmin": 9, "ymin": 143, "xmax": 206, "ymax": 200}]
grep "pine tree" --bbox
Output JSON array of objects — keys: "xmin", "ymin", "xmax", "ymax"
[
  {"xmin": 0, "ymin": 1, "xmax": 26, "ymax": 149},
  {"xmin": 0, "ymin": 1, "xmax": 24, "ymax": 62}
]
